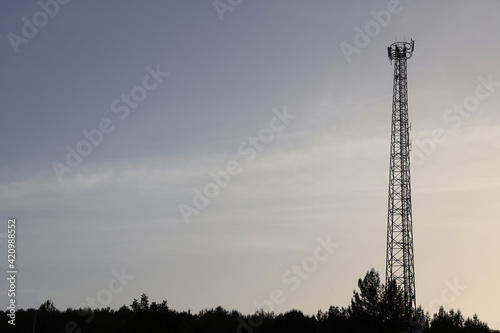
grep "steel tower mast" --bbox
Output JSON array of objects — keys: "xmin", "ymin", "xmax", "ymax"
[{"xmin": 386, "ymin": 39, "xmax": 416, "ymax": 313}]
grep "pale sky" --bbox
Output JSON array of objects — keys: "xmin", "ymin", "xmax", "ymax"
[{"xmin": 1, "ymin": 0, "xmax": 499, "ymax": 330}]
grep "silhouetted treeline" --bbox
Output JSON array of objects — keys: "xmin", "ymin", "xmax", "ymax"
[{"xmin": 2, "ymin": 269, "xmax": 497, "ymax": 333}]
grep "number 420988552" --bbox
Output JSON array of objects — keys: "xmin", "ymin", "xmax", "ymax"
[{"xmin": 7, "ymin": 219, "xmax": 16, "ymax": 268}]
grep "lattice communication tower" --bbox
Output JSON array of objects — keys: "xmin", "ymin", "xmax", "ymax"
[{"xmin": 385, "ymin": 39, "xmax": 416, "ymax": 313}]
